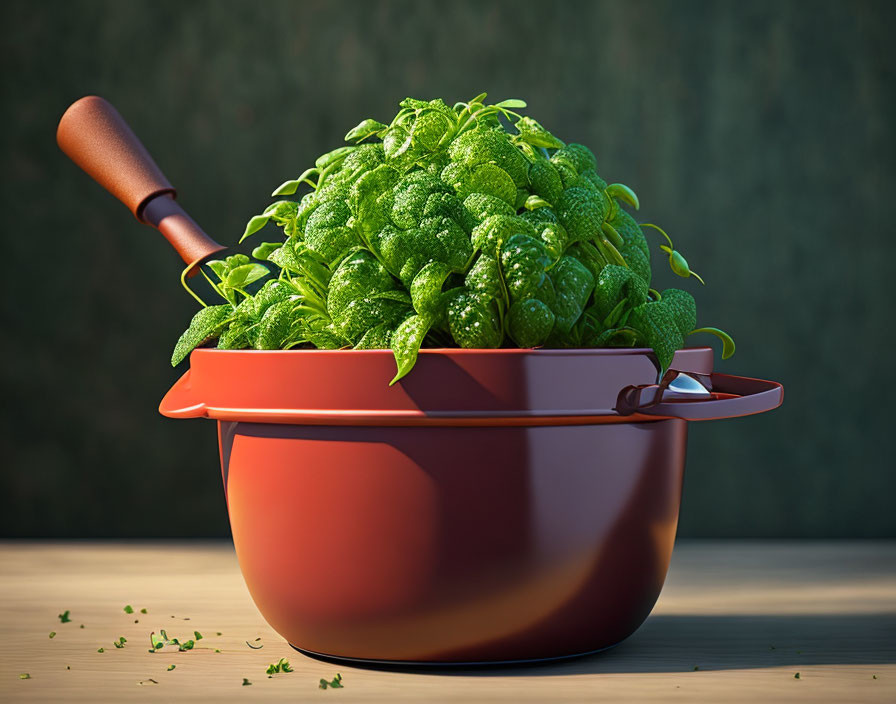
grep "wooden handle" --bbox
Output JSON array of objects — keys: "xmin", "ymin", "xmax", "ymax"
[{"xmin": 57, "ymin": 96, "xmax": 225, "ymax": 269}]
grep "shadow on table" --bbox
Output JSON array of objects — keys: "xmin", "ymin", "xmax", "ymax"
[{"xmin": 301, "ymin": 613, "xmax": 896, "ymax": 675}]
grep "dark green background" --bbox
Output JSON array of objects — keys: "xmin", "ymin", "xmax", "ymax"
[{"xmin": 2, "ymin": 0, "xmax": 893, "ymax": 537}]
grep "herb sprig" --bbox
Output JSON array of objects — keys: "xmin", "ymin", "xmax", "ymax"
[{"xmin": 320, "ymin": 673, "xmax": 343, "ymax": 689}]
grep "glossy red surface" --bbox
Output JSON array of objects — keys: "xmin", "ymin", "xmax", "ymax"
[
  {"xmin": 221, "ymin": 420, "xmax": 687, "ymax": 662},
  {"xmin": 161, "ymin": 347, "xmax": 717, "ymax": 424},
  {"xmin": 160, "ymin": 347, "xmax": 782, "ymax": 663}
]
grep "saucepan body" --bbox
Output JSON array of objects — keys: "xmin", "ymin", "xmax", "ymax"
[{"xmin": 160, "ymin": 347, "xmax": 780, "ymax": 663}]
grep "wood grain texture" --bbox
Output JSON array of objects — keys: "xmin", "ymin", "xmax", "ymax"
[{"xmin": 0, "ymin": 541, "xmax": 893, "ymax": 702}]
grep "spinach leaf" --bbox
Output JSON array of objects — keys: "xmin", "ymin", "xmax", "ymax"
[{"xmin": 171, "ymin": 305, "xmax": 232, "ymax": 365}]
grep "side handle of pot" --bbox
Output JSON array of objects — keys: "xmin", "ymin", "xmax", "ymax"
[
  {"xmin": 159, "ymin": 370, "xmax": 208, "ymax": 419},
  {"xmin": 616, "ymin": 372, "xmax": 783, "ymax": 421}
]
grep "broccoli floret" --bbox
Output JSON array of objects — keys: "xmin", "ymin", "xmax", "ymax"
[{"xmin": 304, "ymin": 200, "xmax": 358, "ymax": 261}]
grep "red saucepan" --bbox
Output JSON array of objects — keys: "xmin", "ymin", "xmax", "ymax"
[{"xmin": 59, "ymin": 96, "xmax": 783, "ymax": 664}]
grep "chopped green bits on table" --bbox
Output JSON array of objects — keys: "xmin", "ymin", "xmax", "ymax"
[
  {"xmin": 172, "ymin": 93, "xmax": 734, "ymax": 380},
  {"xmin": 113, "ymin": 636, "xmax": 127, "ymax": 648},
  {"xmin": 58, "ymin": 610, "xmax": 71, "ymax": 623},
  {"xmin": 123, "ymin": 605, "xmax": 134, "ymax": 614},
  {"xmin": 19, "ymin": 673, "xmax": 31, "ymax": 679},
  {"xmin": 320, "ymin": 673, "xmax": 344, "ymax": 689},
  {"xmin": 49, "ymin": 631, "xmax": 56, "ymax": 638},
  {"xmin": 242, "ymin": 678, "xmax": 252, "ymax": 686},
  {"xmin": 167, "ymin": 664, "xmax": 176, "ymax": 671},
  {"xmin": 266, "ymin": 658, "xmax": 294, "ymax": 676}
]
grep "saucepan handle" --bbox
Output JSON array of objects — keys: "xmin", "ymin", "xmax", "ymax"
[
  {"xmin": 57, "ymin": 96, "xmax": 226, "ymax": 271},
  {"xmin": 616, "ymin": 371, "xmax": 783, "ymax": 421}
]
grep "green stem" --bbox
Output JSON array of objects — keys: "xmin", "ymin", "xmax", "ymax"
[
  {"xmin": 689, "ymin": 327, "xmax": 736, "ymax": 359},
  {"xmin": 198, "ymin": 268, "xmax": 230, "ymax": 304},
  {"xmin": 595, "ymin": 236, "xmax": 628, "ymax": 267},
  {"xmin": 180, "ymin": 264, "xmax": 208, "ymax": 308},
  {"xmin": 640, "ymin": 222, "xmax": 675, "ymax": 249}
]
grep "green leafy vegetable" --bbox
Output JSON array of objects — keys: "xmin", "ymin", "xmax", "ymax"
[
  {"xmin": 320, "ymin": 673, "xmax": 344, "ymax": 689},
  {"xmin": 49, "ymin": 631, "xmax": 56, "ymax": 638},
  {"xmin": 171, "ymin": 305, "xmax": 232, "ymax": 366},
  {"xmin": 58, "ymin": 610, "xmax": 71, "ymax": 623},
  {"xmin": 265, "ymin": 658, "xmax": 293, "ymax": 676},
  {"xmin": 242, "ymin": 678, "xmax": 252, "ymax": 686},
  {"xmin": 123, "ymin": 605, "xmax": 134, "ymax": 614},
  {"xmin": 113, "ymin": 636, "xmax": 127, "ymax": 648},
  {"xmin": 172, "ymin": 94, "xmax": 731, "ymax": 380}
]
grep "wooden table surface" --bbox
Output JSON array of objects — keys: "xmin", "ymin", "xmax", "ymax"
[{"xmin": 1, "ymin": 540, "xmax": 892, "ymax": 702}]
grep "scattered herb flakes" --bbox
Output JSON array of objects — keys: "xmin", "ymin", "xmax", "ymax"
[
  {"xmin": 124, "ymin": 605, "xmax": 134, "ymax": 614},
  {"xmin": 79, "ymin": 624, "xmax": 85, "ymax": 629},
  {"xmin": 193, "ymin": 631, "xmax": 203, "ymax": 640},
  {"xmin": 151, "ymin": 630, "xmax": 195, "ymax": 651},
  {"xmin": 113, "ymin": 636, "xmax": 127, "ymax": 649},
  {"xmin": 167, "ymin": 665, "xmax": 176, "ymax": 671},
  {"xmin": 216, "ymin": 632, "xmax": 222, "ymax": 636},
  {"xmin": 49, "ymin": 631, "xmax": 56, "ymax": 639},
  {"xmin": 873, "ymin": 674, "xmax": 878, "ymax": 679},
  {"xmin": 246, "ymin": 638, "xmax": 264, "ymax": 649},
  {"xmin": 266, "ymin": 658, "xmax": 294, "ymax": 677},
  {"xmin": 19, "ymin": 673, "xmax": 31, "ymax": 679},
  {"xmin": 794, "ymin": 672, "xmax": 801, "ymax": 679},
  {"xmin": 66, "ymin": 666, "xmax": 71, "ymax": 670},
  {"xmin": 215, "ymin": 649, "xmax": 221, "ymax": 653},
  {"xmin": 242, "ymin": 678, "xmax": 252, "ymax": 686},
  {"xmin": 138, "ymin": 678, "xmax": 159, "ymax": 686},
  {"xmin": 140, "ymin": 608, "xmax": 148, "ymax": 614},
  {"xmin": 320, "ymin": 673, "xmax": 344, "ymax": 690},
  {"xmin": 58, "ymin": 610, "xmax": 72, "ymax": 623},
  {"xmin": 97, "ymin": 648, "xmax": 105, "ymax": 653}
]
